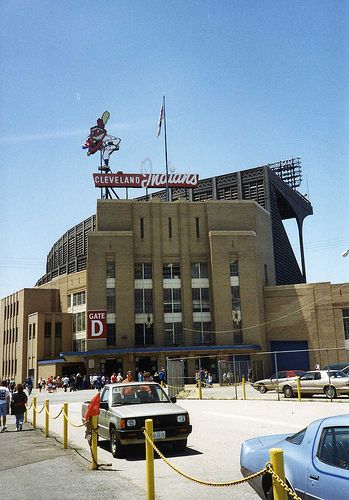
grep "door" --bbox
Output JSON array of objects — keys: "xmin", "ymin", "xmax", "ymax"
[
  {"xmin": 299, "ymin": 371, "xmax": 319, "ymax": 395},
  {"xmin": 306, "ymin": 424, "xmax": 349, "ymax": 499},
  {"xmin": 98, "ymin": 386, "xmax": 110, "ymax": 439}
]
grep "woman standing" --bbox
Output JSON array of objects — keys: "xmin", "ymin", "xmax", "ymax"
[{"xmin": 11, "ymin": 384, "xmax": 28, "ymax": 431}]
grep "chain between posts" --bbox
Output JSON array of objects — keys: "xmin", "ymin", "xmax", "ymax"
[
  {"xmin": 266, "ymin": 463, "xmax": 301, "ymax": 500},
  {"xmin": 143, "ymin": 428, "xmax": 267, "ymax": 487}
]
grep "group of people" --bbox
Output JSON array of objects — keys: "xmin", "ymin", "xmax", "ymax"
[
  {"xmin": 0, "ymin": 380, "xmax": 27, "ymax": 432},
  {"xmin": 195, "ymin": 368, "xmax": 213, "ymax": 388},
  {"xmin": 91, "ymin": 367, "xmax": 167, "ymax": 391}
]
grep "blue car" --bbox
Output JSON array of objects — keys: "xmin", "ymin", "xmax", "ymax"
[{"xmin": 240, "ymin": 414, "xmax": 349, "ymax": 499}]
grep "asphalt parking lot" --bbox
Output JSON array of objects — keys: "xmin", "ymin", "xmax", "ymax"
[{"xmin": 2, "ymin": 385, "xmax": 347, "ymax": 499}]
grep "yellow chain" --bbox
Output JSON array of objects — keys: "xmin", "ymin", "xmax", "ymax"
[
  {"xmin": 62, "ymin": 409, "xmax": 86, "ymax": 428},
  {"xmin": 25, "ymin": 402, "xmax": 33, "ymax": 411},
  {"xmin": 143, "ymin": 428, "xmax": 268, "ymax": 487},
  {"xmin": 266, "ymin": 464, "xmax": 301, "ymax": 500},
  {"xmin": 33, "ymin": 404, "xmax": 45, "ymax": 414},
  {"xmin": 44, "ymin": 405, "xmax": 63, "ymax": 420}
]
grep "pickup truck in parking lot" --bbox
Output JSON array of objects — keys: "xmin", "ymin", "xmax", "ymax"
[{"xmin": 82, "ymin": 382, "xmax": 192, "ymax": 457}]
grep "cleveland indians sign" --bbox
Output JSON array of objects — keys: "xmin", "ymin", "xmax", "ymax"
[{"xmin": 83, "ymin": 111, "xmax": 199, "ymax": 190}]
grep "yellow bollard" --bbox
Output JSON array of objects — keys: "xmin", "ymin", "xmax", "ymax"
[
  {"xmin": 63, "ymin": 402, "xmax": 68, "ymax": 449},
  {"xmin": 296, "ymin": 377, "xmax": 302, "ymax": 402},
  {"xmin": 32, "ymin": 397, "xmax": 37, "ymax": 429},
  {"xmin": 242, "ymin": 376, "xmax": 246, "ymax": 400},
  {"xmin": 145, "ymin": 419, "xmax": 155, "ymax": 500},
  {"xmin": 270, "ymin": 448, "xmax": 287, "ymax": 500},
  {"xmin": 198, "ymin": 378, "xmax": 202, "ymax": 400},
  {"xmin": 91, "ymin": 415, "xmax": 98, "ymax": 470},
  {"xmin": 45, "ymin": 400, "xmax": 49, "ymax": 437}
]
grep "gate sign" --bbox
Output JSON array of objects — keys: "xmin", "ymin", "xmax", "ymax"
[{"xmin": 87, "ymin": 311, "xmax": 107, "ymax": 340}]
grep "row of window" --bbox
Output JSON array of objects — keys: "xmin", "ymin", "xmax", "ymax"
[
  {"xmin": 2, "ymin": 359, "xmax": 17, "ymax": 377},
  {"xmin": 343, "ymin": 309, "xmax": 349, "ymax": 340},
  {"xmin": 3, "ymin": 328, "xmax": 18, "ymax": 344},
  {"xmin": 106, "ymin": 262, "xmax": 210, "ymax": 280},
  {"xmin": 3, "ymin": 301, "xmax": 19, "ymax": 320},
  {"xmin": 67, "ymin": 291, "xmax": 86, "ymax": 308},
  {"xmin": 138, "ymin": 217, "xmax": 202, "ymax": 240},
  {"xmin": 104, "ymin": 321, "xmax": 216, "ymax": 348}
]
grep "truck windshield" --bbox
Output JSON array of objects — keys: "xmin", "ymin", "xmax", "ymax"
[{"xmin": 111, "ymin": 383, "xmax": 171, "ymax": 405}]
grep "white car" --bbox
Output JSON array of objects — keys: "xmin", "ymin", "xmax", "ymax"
[{"xmin": 278, "ymin": 370, "xmax": 349, "ymax": 399}]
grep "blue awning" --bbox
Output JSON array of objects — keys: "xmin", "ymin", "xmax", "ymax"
[
  {"xmin": 38, "ymin": 358, "xmax": 67, "ymax": 365},
  {"xmin": 60, "ymin": 344, "xmax": 261, "ymax": 359}
]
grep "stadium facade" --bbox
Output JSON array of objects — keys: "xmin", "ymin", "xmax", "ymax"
[{"xmin": 1, "ymin": 159, "xmax": 349, "ymax": 384}]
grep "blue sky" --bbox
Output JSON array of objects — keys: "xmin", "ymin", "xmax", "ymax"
[{"xmin": 0, "ymin": 0, "xmax": 348, "ymax": 298}]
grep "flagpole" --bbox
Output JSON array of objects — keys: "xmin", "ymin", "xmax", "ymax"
[{"xmin": 162, "ymin": 94, "xmax": 170, "ymax": 201}]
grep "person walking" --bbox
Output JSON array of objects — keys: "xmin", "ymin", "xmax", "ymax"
[
  {"xmin": 0, "ymin": 380, "xmax": 10, "ymax": 432},
  {"xmin": 11, "ymin": 383, "xmax": 27, "ymax": 431}
]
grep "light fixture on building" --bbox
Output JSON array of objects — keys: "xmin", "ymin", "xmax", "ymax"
[{"xmin": 145, "ymin": 315, "xmax": 153, "ymax": 328}]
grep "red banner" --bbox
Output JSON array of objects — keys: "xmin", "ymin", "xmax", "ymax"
[
  {"xmin": 93, "ymin": 172, "xmax": 199, "ymax": 188},
  {"xmin": 87, "ymin": 311, "xmax": 107, "ymax": 340}
]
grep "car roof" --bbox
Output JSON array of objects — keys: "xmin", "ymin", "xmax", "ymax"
[
  {"xmin": 317, "ymin": 414, "xmax": 349, "ymax": 427},
  {"xmin": 105, "ymin": 381, "xmax": 160, "ymax": 387}
]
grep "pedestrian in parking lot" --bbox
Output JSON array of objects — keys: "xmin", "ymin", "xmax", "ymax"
[
  {"xmin": 11, "ymin": 384, "xmax": 27, "ymax": 431},
  {"xmin": 0, "ymin": 380, "xmax": 10, "ymax": 432}
]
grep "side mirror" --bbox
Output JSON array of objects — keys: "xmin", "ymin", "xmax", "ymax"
[
  {"xmin": 170, "ymin": 396, "xmax": 177, "ymax": 403},
  {"xmin": 100, "ymin": 401, "xmax": 109, "ymax": 410}
]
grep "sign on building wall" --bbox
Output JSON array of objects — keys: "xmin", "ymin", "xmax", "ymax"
[
  {"xmin": 93, "ymin": 172, "xmax": 199, "ymax": 188},
  {"xmin": 87, "ymin": 311, "xmax": 107, "ymax": 340}
]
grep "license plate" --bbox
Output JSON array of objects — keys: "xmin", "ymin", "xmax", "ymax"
[{"xmin": 153, "ymin": 431, "xmax": 166, "ymax": 440}]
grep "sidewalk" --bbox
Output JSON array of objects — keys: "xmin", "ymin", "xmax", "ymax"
[{"xmin": 0, "ymin": 420, "xmax": 145, "ymax": 499}]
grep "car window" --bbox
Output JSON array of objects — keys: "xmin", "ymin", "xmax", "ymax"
[
  {"xmin": 330, "ymin": 371, "xmax": 347, "ymax": 378},
  {"xmin": 314, "ymin": 372, "xmax": 321, "ymax": 380},
  {"xmin": 318, "ymin": 427, "xmax": 349, "ymax": 470},
  {"xmin": 286, "ymin": 428, "xmax": 307, "ymax": 445},
  {"xmin": 101, "ymin": 387, "xmax": 109, "ymax": 402},
  {"xmin": 111, "ymin": 384, "xmax": 171, "ymax": 405},
  {"xmin": 301, "ymin": 373, "xmax": 315, "ymax": 381}
]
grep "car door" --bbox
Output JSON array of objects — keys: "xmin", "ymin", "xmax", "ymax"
[
  {"xmin": 306, "ymin": 424, "xmax": 349, "ymax": 500},
  {"xmin": 299, "ymin": 372, "xmax": 317, "ymax": 394},
  {"xmin": 98, "ymin": 386, "xmax": 110, "ymax": 438}
]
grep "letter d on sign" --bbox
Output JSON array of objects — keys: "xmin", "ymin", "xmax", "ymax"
[{"xmin": 87, "ymin": 311, "xmax": 107, "ymax": 339}]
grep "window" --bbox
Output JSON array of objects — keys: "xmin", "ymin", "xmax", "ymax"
[
  {"xmin": 230, "ymin": 260, "xmax": 239, "ymax": 277},
  {"xmin": 164, "ymin": 288, "xmax": 182, "ymax": 313},
  {"xmin": 135, "ymin": 324, "xmax": 154, "ymax": 346},
  {"xmin": 29, "ymin": 325, "xmax": 32, "ymax": 340},
  {"xmin": 107, "ymin": 324, "xmax": 116, "ymax": 346},
  {"xmin": 191, "ymin": 262, "xmax": 208, "ymax": 278},
  {"xmin": 134, "ymin": 289, "xmax": 153, "ymax": 314},
  {"xmin": 163, "ymin": 263, "xmax": 181, "ymax": 279},
  {"xmin": 318, "ymin": 426, "xmax": 349, "ymax": 469},
  {"xmin": 231, "ymin": 286, "xmax": 241, "ymax": 310},
  {"xmin": 73, "ymin": 312, "xmax": 85, "ymax": 333},
  {"xmin": 195, "ymin": 217, "xmax": 200, "ymax": 238},
  {"xmin": 342, "ymin": 309, "xmax": 349, "ymax": 340},
  {"xmin": 164, "ymin": 323, "xmax": 183, "ymax": 346},
  {"xmin": 140, "ymin": 217, "xmax": 144, "ymax": 238},
  {"xmin": 193, "ymin": 322, "xmax": 213, "ymax": 345},
  {"xmin": 134, "ymin": 263, "xmax": 152, "ymax": 279},
  {"xmin": 106, "ymin": 288, "xmax": 116, "ymax": 312},
  {"xmin": 73, "ymin": 291, "xmax": 86, "ymax": 306},
  {"xmin": 32, "ymin": 324, "xmax": 36, "ymax": 339},
  {"xmin": 55, "ymin": 323, "xmax": 62, "ymax": 337},
  {"xmin": 67, "ymin": 294, "xmax": 71, "ymax": 308},
  {"xmin": 192, "ymin": 288, "xmax": 210, "ymax": 312},
  {"xmin": 44, "ymin": 322, "xmax": 51, "ymax": 337},
  {"xmin": 106, "ymin": 261, "xmax": 116, "ymax": 279},
  {"xmin": 101, "ymin": 387, "xmax": 110, "ymax": 402},
  {"xmin": 168, "ymin": 217, "xmax": 172, "ymax": 238}
]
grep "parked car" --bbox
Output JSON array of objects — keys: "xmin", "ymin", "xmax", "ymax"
[
  {"xmin": 252, "ymin": 370, "xmax": 305, "ymax": 394},
  {"xmin": 342, "ymin": 366, "xmax": 349, "ymax": 376},
  {"xmin": 323, "ymin": 362, "xmax": 349, "ymax": 371},
  {"xmin": 278, "ymin": 370, "xmax": 349, "ymax": 399},
  {"xmin": 82, "ymin": 382, "xmax": 192, "ymax": 457},
  {"xmin": 240, "ymin": 414, "xmax": 349, "ymax": 499}
]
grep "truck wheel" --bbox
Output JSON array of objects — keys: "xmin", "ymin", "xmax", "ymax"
[
  {"xmin": 325, "ymin": 386, "xmax": 337, "ymax": 399},
  {"xmin": 172, "ymin": 439, "xmax": 187, "ymax": 451},
  {"xmin": 258, "ymin": 385, "xmax": 267, "ymax": 394},
  {"xmin": 110, "ymin": 427, "xmax": 124, "ymax": 458},
  {"xmin": 283, "ymin": 386, "xmax": 294, "ymax": 398}
]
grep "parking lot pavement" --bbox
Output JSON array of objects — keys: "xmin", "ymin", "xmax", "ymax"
[{"xmin": 0, "ymin": 420, "xmax": 145, "ymax": 500}]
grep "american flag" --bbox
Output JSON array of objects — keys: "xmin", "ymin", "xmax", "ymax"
[{"xmin": 156, "ymin": 104, "xmax": 164, "ymax": 137}]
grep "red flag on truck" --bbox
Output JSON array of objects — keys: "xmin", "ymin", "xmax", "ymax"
[{"xmin": 84, "ymin": 392, "xmax": 100, "ymax": 420}]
